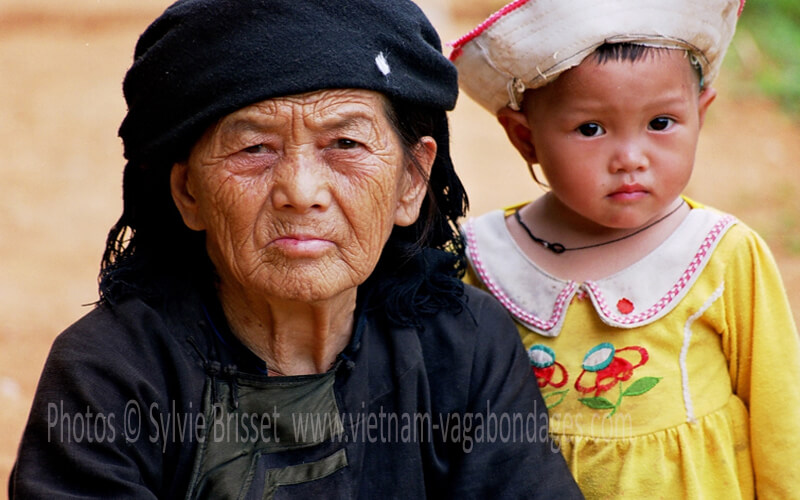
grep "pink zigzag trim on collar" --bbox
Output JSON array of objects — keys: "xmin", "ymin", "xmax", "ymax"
[
  {"xmin": 465, "ymin": 219, "xmax": 576, "ymax": 332},
  {"xmin": 584, "ymin": 215, "xmax": 736, "ymax": 325},
  {"xmin": 465, "ymin": 214, "xmax": 736, "ymax": 332}
]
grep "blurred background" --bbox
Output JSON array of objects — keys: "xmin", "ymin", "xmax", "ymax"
[{"xmin": 2, "ymin": 0, "xmax": 798, "ymax": 491}]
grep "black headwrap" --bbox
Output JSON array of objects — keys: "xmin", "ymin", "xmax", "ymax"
[{"xmin": 119, "ymin": 0, "xmax": 458, "ymax": 164}]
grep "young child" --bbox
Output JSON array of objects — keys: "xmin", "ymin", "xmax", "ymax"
[{"xmin": 450, "ymin": 0, "xmax": 800, "ymax": 498}]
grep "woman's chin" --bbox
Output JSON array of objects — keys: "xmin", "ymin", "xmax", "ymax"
[{"xmin": 245, "ymin": 267, "xmax": 361, "ymax": 304}]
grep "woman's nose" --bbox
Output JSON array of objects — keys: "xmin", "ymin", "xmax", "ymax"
[
  {"xmin": 271, "ymin": 154, "xmax": 331, "ymax": 213},
  {"xmin": 609, "ymin": 139, "xmax": 649, "ymax": 173}
]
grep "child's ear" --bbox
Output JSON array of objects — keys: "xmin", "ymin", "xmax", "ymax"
[
  {"xmin": 697, "ymin": 87, "xmax": 717, "ymax": 129},
  {"xmin": 497, "ymin": 106, "xmax": 537, "ymax": 164}
]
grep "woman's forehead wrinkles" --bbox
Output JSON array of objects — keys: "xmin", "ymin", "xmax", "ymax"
[
  {"xmin": 297, "ymin": 91, "xmax": 386, "ymax": 130},
  {"xmin": 219, "ymin": 92, "xmax": 385, "ymax": 135}
]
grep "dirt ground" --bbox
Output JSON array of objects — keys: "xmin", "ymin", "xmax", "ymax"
[{"xmin": 2, "ymin": 1, "xmax": 799, "ymax": 493}]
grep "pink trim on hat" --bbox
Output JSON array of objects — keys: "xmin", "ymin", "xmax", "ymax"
[
  {"xmin": 449, "ymin": 0, "xmax": 745, "ymax": 59},
  {"xmin": 449, "ymin": 0, "xmax": 531, "ymax": 61}
]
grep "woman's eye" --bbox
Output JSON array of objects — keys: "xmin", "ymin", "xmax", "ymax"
[
  {"xmin": 243, "ymin": 144, "xmax": 269, "ymax": 154},
  {"xmin": 649, "ymin": 117, "xmax": 674, "ymax": 131},
  {"xmin": 335, "ymin": 138, "xmax": 360, "ymax": 149},
  {"xmin": 577, "ymin": 123, "xmax": 604, "ymax": 137}
]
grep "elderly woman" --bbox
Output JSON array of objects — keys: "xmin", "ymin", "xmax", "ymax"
[{"xmin": 10, "ymin": 0, "xmax": 582, "ymax": 498}]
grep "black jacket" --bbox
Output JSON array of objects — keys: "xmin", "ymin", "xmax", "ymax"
[{"xmin": 10, "ymin": 285, "xmax": 582, "ymax": 499}]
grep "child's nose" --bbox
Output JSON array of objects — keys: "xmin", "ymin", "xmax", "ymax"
[{"xmin": 609, "ymin": 140, "xmax": 649, "ymax": 173}]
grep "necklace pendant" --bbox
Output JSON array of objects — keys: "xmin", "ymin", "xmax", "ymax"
[{"xmin": 546, "ymin": 242, "xmax": 567, "ymax": 254}]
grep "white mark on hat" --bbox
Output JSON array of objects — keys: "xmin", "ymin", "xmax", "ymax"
[{"xmin": 375, "ymin": 52, "xmax": 391, "ymax": 76}]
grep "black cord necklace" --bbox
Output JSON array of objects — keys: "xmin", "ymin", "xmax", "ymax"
[{"xmin": 514, "ymin": 200, "xmax": 686, "ymax": 254}]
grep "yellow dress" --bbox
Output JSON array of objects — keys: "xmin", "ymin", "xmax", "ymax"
[{"xmin": 463, "ymin": 199, "xmax": 800, "ymax": 499}]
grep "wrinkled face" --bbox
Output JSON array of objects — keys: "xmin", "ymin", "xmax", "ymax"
[
  {"xmin": 506, "ymin": 49, "xmax": 715, "ymax": 230},
  {"xmin": 170, "ymin": 89, "xmax": 434, "ymax": 303}
]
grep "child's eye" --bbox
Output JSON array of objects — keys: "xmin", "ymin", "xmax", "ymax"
[
  {"xmin": 577, "ymin": 123, "xmax": 604, "ymax": 137},
  {"xmin": 648, "ymin": 117, "xmax": 674, "ymax": 131}
]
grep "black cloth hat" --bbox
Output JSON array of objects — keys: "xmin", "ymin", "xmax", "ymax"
[{"xmin": 119, "ymin": 0, "xmax": 458, "ymax": 164}]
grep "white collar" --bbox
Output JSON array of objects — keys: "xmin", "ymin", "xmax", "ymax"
[{"xmin": 464, "ymin": 207, "xmax": 737, "ymax": 337}]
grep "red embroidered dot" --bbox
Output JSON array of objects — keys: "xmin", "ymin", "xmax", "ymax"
[{"xmin": 617, "ymin": 298, "xmax": 634, "ymax": 314}]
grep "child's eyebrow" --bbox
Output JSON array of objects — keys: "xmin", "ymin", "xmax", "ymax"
[{"xmin": 646, "ymin": 91, "xmax": 697, "ymax": 108}]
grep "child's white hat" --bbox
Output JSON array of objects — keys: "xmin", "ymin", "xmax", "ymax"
[{"xmin": 450, "ymin": 0, "xmax": 744, "ymax": 112}]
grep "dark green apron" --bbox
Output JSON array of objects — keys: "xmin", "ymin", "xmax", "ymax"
[{"xmin": 184, "ymin": 368, "xmax": 350, "ymax": 499}]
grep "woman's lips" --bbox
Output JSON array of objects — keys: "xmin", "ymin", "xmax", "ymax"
[{"xmin": 270, "ymin": 235, "xmax": 334, "ymax": 256}]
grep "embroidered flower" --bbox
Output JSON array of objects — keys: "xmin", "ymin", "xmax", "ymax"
[
  {"xmin": 575, "ymin": 343, "xmax": 646, "ymax": 395},
  {"xmin": 528, "ymin": 344, "xmax": 569, "ymax": 409},
  {"xmin": 575, "ymin": 342, "xmax": 660, "ymax": 417},
  {"xmin": 528, "ymin": 345, "xmax": 568, "ymax": 388}
]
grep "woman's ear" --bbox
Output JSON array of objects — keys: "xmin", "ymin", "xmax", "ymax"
[
  {"xmin": 170, "ymin": 162, "xmax": 206, "ymax": 231},
  {"xmin": 394, "ymin": 136, "xmax": 436, "ymax": 227},
  {"xmin": 497, "ymin": 106, "xmax": 538, "ymax": 164}
]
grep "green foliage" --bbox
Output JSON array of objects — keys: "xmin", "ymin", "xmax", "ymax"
[{"xmin": 731, "ymin": 2, "xmax": 800, "ymax": 119}]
